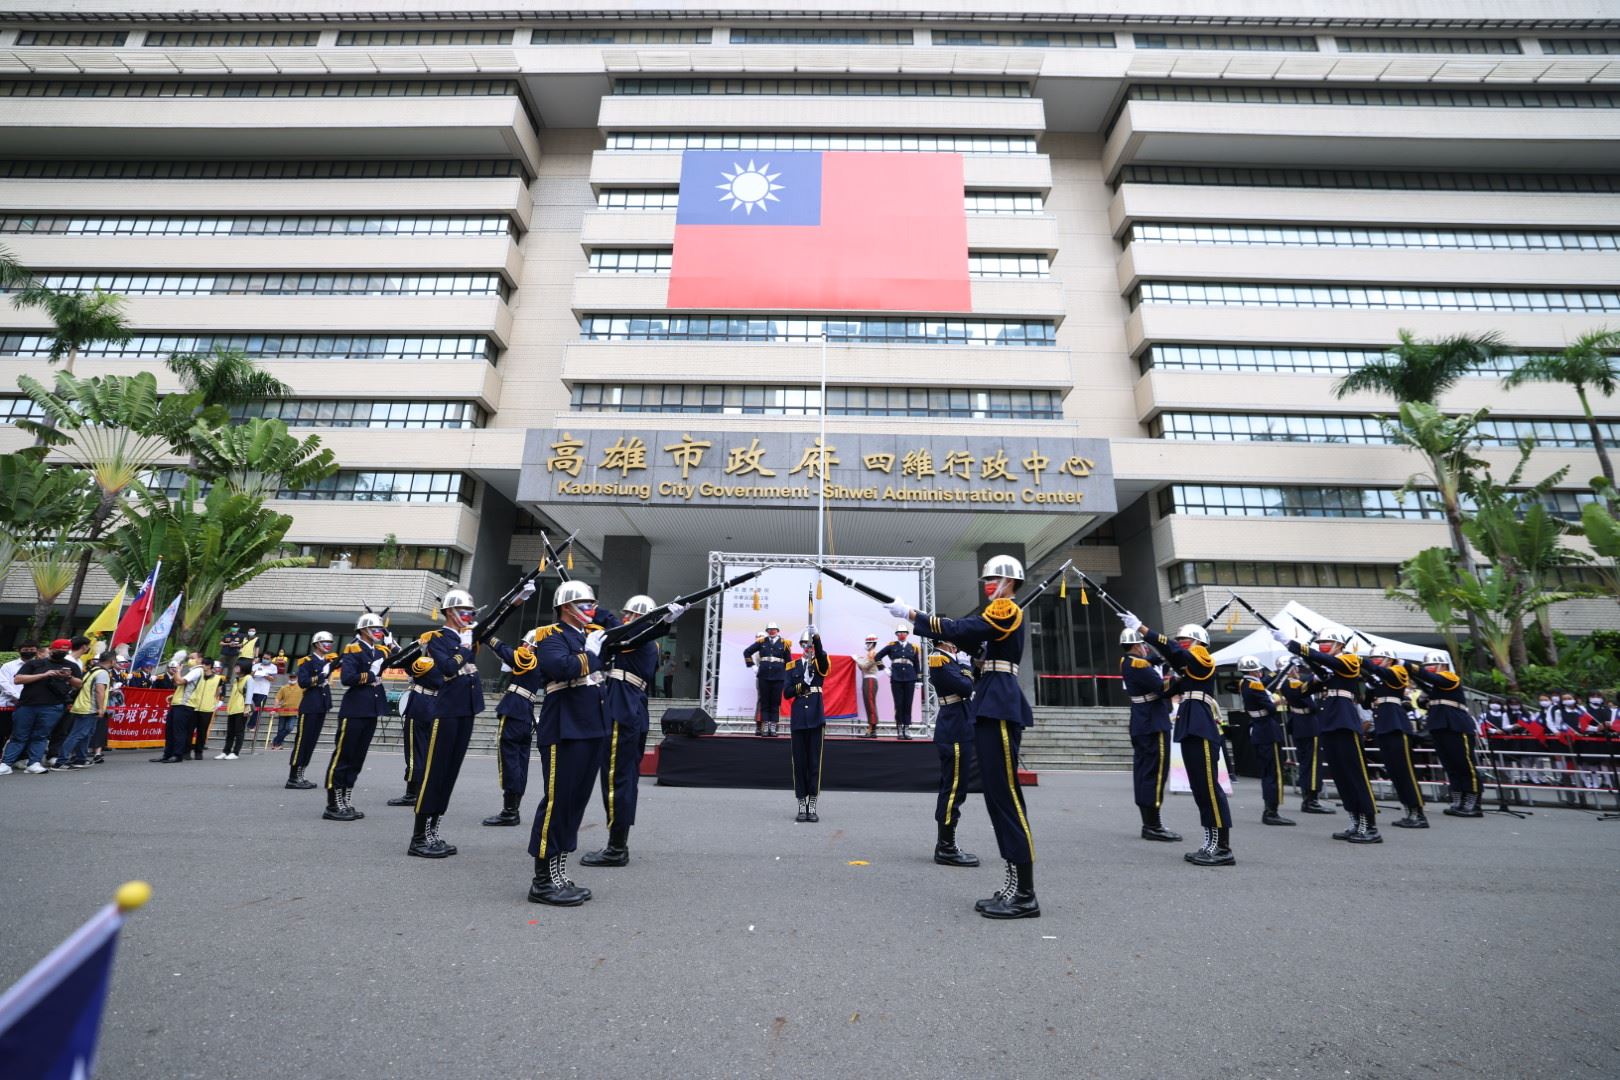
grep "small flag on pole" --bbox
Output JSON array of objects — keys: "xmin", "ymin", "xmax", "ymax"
[
  {"xmin": 84, "ymin": 587, "xmax": 125, "ymax": 639},
  {"xmin": 129, "ymin": 594, "xmax": 182, "ymax": 673},
  {"xmin": 111, "ymin": 564, "xmax": 159, "ymax": 649}
]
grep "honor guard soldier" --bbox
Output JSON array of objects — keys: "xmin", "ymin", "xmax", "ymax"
[
  {"xmin": 1411, "ymin": 651, "xmax": 1483, "ymax": 818},
  {"xmin": 1281, "ymin": 663, "xmax": 1332, "ymax": 814},
  {"xmin": 322, "ymin": 613, "xmax": 391, "ymax": 821},
  {"xmin": 856, "ymin": 634, "xmax": 882, "ymax": 737},
  {"xmin": 479, "ymin": 628, "xmax": 543, "ymax": 828},
  {"xmin": 286, "ymin": 632, "xmax": 335, "ymax": 790},
  {"xmin": 875, "ymin": 625, "xmax": 921, "ymax": 739},
  {"xmin": 784, "ymin": 627, "xmax": 830, "ymax": 822},
  {"xmin": 890, "ymin": 554, "xmax": 1039, "ymax": 920},
  {"xmin": 581, "ymin": 594, "xmax": 684, "ymax": 867},
  {"xmin": 524, "ymin": 580, "xmax": 610, "ymax": 906},
  {"xmin": 927, "ymin": 641, "xmax": 979, "ymax": 867},
  {"xmin": 743, "ymin": 622, "xmax": 790, "ymax": 737},
  {"xmin": 1121, "ymin": 628, "xmax": 1179, "ymax": 842},
  {"xmin": 387, "ymin": 634, "xmax": 440, "ymax": 808},
  {"xmin": 1237, "ymin": 657, "xmax": 1294, "ymax": 826},
  {"xmin": 1276, "ymin": 628, "xmax": 1381, "ymax": 843},
  {"xmin": 1120, "ymin": 615, "xmax": 1234, "ymax": 867},
  {"xmin": 1365, "ymin": 648, "xmax": 1428, "ymax": 828}
]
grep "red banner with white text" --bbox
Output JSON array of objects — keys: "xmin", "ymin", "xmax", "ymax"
[{"xmin": 108, "ymin": 687, "xmax": 173, "ymax": 749}]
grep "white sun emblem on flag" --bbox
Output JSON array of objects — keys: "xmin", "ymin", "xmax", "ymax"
[{"xmin": 716, "ymin": 160, "xmax": 784, "ymax": 214}]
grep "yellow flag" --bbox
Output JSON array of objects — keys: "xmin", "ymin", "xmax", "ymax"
[{"xmin": 85, "ymin": 586, "xmax": 125, "ymax": 637}]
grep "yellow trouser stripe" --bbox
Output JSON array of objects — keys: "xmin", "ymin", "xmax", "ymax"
[
  {"xmin": 291, "ymin": 714, "xmax": 308, "ymax": 762},
  {"xmin": 1000, "ymin": 720, "xmax": 1035, "ymax": 861},
  {"xmin": 1309, "ymin": 740, "xmax": 1319, "ymax": 790},
  {"xmin": 414, "ymin": 720, "xmax": 440, "ymax": 814},
  {"xmin": 1352, "ymin": 735, "xmax": 1376, "ymax": 820},
  {"xmin": 402, "ymin": 717, "xmax": 414, "ymax": 783},
  {"xmin": 1154, "ymin": 731, "xmax": 1168, "ymax": 808},
  {"xmin": 538, "ymin": 745, "xmax": 558, "ymax": 858},
  {"xmin": 1462, "ymin": 732, "xmax": 1479, "ymax": 794},
  {"xmin": 944, "ymin": 742, "xmax": 961, "ymax": 825},
  {"xmin": 325, "ymin": 718, "xmax": 347, "ymax": 788},
  {"xmin": 1400, "ymin": 733, "xmax": 1424, "ymax": 808},
  {"xmin": 1203, "ymin": 739, "xmax": 1224, "ymax": 829},
  {"xmin": 1272, "ymin": 743, "xmax": 1284, "ymax": 803},
  {"xmin": 816, "ymin": 728, "xmax": 825, "ymax": 796},
  {"xmin": 495, "ymin": 717, "xmax": 506, "ymax": 791},
  {"xmin": 606, "ymin": 722, "xmax": 620, "ymax": 829}
]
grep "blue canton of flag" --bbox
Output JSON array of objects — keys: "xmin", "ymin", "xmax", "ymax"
[
  {"xmin": 0, "ymin": 901, "xmax": 131, "ymax": 1079},
  {"xmin": 129, "ymin": 594, "xmax": 182, "ymax": 673},
  {"xmin": 675, "ymin": 152, "xmax": 823, "ymax": 226}
]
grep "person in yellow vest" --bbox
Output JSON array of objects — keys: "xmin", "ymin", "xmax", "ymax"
[
  {"xmin": 216, "ymin": 659, "xmax": 253, "ymax": 760},
  {"xmin": 57, "ymin": 649, "xmax": 114, "ymax": 769},
  {"xmin": 152, "ymin": 655, "xmax": 196, "ymax": 764},
  {"xmin": 183, "ymin": 657, "xmax": 224, "ymax": 760}
]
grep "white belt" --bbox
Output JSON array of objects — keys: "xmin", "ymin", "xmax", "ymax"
[
  {"xmin": 544, "ymin": 677, "xmax": 596, "ymax": 694},
  {"xmin": 1288, "ymin": 707, "xmax": 1312, "ymax": 715},
  {"xmin": 1246, "ymin": 709, "xmax": 1276, "ymax": 718},
  {"xmin": 1180, "ymin": 691, "xmax": 1218, "ymax": 708},
  {"xmin": 1324, "ymin": 689, "xmax": 1358, "ymax": 701},
  {"xmin": 757, "ymin": 656, "xmax": 783, "ymax": 664},
  {"xmin": 1430, "ymin": 699, "xmax": 1470, "ymax": 713},
  {"xmin": 411, "ymin": 687, "xmax": 438, "ymax": 698},
  {"xmin": 1372, "ymin": 696, "xmax": 1403, "ymax": 708},
  {"xmin": 1129, "ymin": 693, "xmax": 1162, "ymax": 704},
  {"xmin": 982, "ymin": 661, "xmax": 1019, "ymax": 675},
  {"xmin": 939, "ymin": 694, "xmax": 964, "ymax": 706},
  {"xmin": 505, "ymin": 684, "xmax": 540, "ymax": 702},
  {"xmin": 797, "ymin": 687, "xmax": 822, "ymax": 696},
  {"xmin": 607, "ymin": 669, "xmax": 647, "ymax": 691}
]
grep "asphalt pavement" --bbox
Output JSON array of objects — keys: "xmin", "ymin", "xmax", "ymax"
[{"xmin": 3, "ymin": 745, "xmax": 1617, "ymax": 1079}]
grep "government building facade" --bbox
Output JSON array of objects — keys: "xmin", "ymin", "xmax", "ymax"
[{"xmin": 2, "ymin": 1, "xmax": 1617, "ymax": 701}]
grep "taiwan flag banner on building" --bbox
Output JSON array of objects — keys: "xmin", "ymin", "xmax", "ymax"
[{"xmin": 668, "ymin": 151, "xmax": 971, "ymax": 312}]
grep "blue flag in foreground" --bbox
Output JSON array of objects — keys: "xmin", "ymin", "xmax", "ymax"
[
  {"xmin": 129, "ymin": 594, "xmax": 182, "ymax": 673},
  {"xmin": 0, "ymin": 883, "xmax": 148, "ymax": 1080}
]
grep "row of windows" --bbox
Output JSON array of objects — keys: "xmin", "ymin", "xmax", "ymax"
[
  {"xmin": 0, "ymin": 79, "xmax": 520, "ymax": 99},
  {"xmin": 0, "ymin": 398, "xmax": 45, "ymax": 423},
  {"xmin": 1153, "ymin": 413, "xmax": 1620, "ymax": 448},
  {"xmin": 334, "ymin": 30, "xmax": 513, "ymax": 46},
  {"xmin": 611, "ymin": 78, "xmax": 1030, "ymax": 97},
  {"xmin": 604, "ymin": 133, "xmax": 1038, "ymax": 154},
  {"xmin": 1128, "ymin": 222, "xmax": 1620, "ymax": 252},
  {"xmin": 1117, "ymin": 165, "xmax": 1620, "ymax": 194},
  {"xmin": 963, "ymin": 192, "xmax": 1046, "ymax": 214},
  {"xmin": 0, "ymin": 160, "xmax": 527, "ymax": 180},
  {"xmin": 1337, "ymin": 36, "xmax": 1522, "ymax": 55},
  {"xmin": 1127, "ymin": 84, "xmax": 1620, "ymax": 109},
  {"xmin": 14, "ymin": 272, "xmax": 508, "ymax": 299},
  {"xmin": 729, "ymin": 28, "xmax": 912, "ymax": 45},
  {"xmin": 586, "ymin": 249, "xmax": 672, "ymax": 273},
  {"xmin": 14, "ymin": 31, "xmax": 129, "ymax": 46},
  {"xmin": 1135, "ymin": 34, "xmax": 1316, "ymax": 52},
  {"xmin": 968, "ymin": 253, "xmax": 1050, "ymax": 278},
  {"xmin": 531, "ymin": 29, "xmax": 711, "ymax": 44},
  {"xmin": 0, "ymin": 333, "xmax": 496, "ymax": 363},
  {"xmin": 578, "ymin": 315, "xmax": 1056, "ymax": 346},
  {"xmin": 278, "ymin": 472, "xmax": 474, "ymax": 505},
  {"xmin": 592, "ymin": 189, "xmax": 1046, "ymax": 214},
  {"xmin": 142, "ymin": 31, "xmax": 318, "ymax": 47},
  {"xmin": 1540, "ymin": 39, "xmax": 1620, "ymax": 55},
  {"xmin": 933, "ymin": 30, "xmax": 1113, "ymax": 48},
  {"xmin": 232, "ymin": 400, "xmax": 486, "ymax": 430},
  {"xmin": 1158, "ymin": 484, "xmax": 1595, "ymax": 522},
  {"xmin": 569, "ymin": 383, "xmax": 1062, "ymax": 419},
  {"xmin": 1141, "ymin": 344, "xmax": 1529, "ymax": 377},
  {"xmin": 1167, "ymin": 561, "xmax": 1400, "ymax": 596},
  {"xmin": 285, "ymin": 543, "xmax": 464, "ymax": 578},
  {"xmin": 0, "ymin": 215, "xmax": 514, "ymax": 237},
  {"xmin": 1134, "ymin": 281, "xmax": 1620, "ymax": 313}
]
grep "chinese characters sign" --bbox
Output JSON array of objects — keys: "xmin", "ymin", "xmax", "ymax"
[{"xmin": 520, "ymin": 429, "xmax": 1114, "ymax": 515}]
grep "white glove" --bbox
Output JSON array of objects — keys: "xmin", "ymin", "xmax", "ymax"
[
  {"xmin": 369, "ymin": 657, "xmax": 385, "ymax": 677},
  {"xmin": 1270, "ymin": 629, "xmax": 1292, "ymax": 645},
  {"xmin": 517, "ymin": 581, "xmax": 537, "ymax": 602},
  {"xmin": 585, "ymin": 630, "xmax": 606, "ymax": 656},
  {"xmin": 1119, "ymin": 612, "xmax": 1142, "ymax": 632},
  {"xmin": 664, "ymin": 601, "xmax": 687, "ymax": 622},
  {"xmin": 885, "ymin": 601, "xmax": 912, "ymax": 620},
  {"xmin": 458, "ymin": 629, "xmax": 473, "ymax": 648}
]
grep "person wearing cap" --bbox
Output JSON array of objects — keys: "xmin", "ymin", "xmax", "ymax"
[
  {"xmin": 876, "ymin": 623, "xmax": 922, "ymax": 739},
  {"xmin": 1119, "ymin": 613, "xmax": 1235, "ymax": 867},
  {"xmin": 1, "ymin": 639, "xmax": 81, "ymax": 776},
  {"xmin": 1364, "ymin": 648, "xmax": 1427, "ymax": 829},
  {"xmin": 286, "ymin": 632, "xmax": 336, "ymax": 789},
  {"xmin": 44, "ymin": 636, "xmax": 91, "ymax": 766},
  {"xmin": 520, "ymin": 579, "xmax": 607, "ymax": 903},
  {"xmin": 1237, "ymin": 656, "xmax": 1294, "ymax": 827},
  {"xmin": 888, "ymin": 553, "xmax": 1040, "ymax": 919},
  {"xmin": 743, "ymin": 621, "xmax": 791, "ymax": 737},
  {"xmin": 581, "ymin": 593, "xmax": 684, "ymax": 867},
  {"xmin": 1274, "ymin": 628, "xmax": 1382, "ymax": 844},
  {"xmin": 1121, "ymin": 628, "xmax": 1180, "ymax": 842},
  {"xmin": 320, "ymin": 612, "xmax": 393, "ymax": 822},
  {"xmin": 784, "ymin": 626, "xmax": 831, "ymax": 824},
  {"xmin": 927, "ymin": 640, "xmax": 979, "ymax": 867},
  {"xmin": 855, "ymin": 634, "xmax": 883, "ymax": 737},
  {"xmin": 1411, "ymin": 651, "xmax": 1483, "ymax": 818}
]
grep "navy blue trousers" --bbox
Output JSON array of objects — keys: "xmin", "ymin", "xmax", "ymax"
[
  {"xmin": 756, "ymin": 679, "xmax": 783, "ymax": 729},
  {"xmin": 1294, "ymin": 734, "xmax": 1324, "ymax": 798},
  {"xmin": 325, "ymin": 715, "xmax": 377, "ymax": 790},
  {"xmin": 935, "ymin": 739, "xmax": 974, "ymax": 825},
  {"xmin": 974, "ymin": 717, "xmax": 1034, "ymax": 864},
  {"xmin": 290, "ymin": 710, "xmax": 327, "ymax": 771},
  {"xmin": 1321, "ymin": 728, "xmax": 1377, "ymax": 819},
  {"xmin": 1131, "ymin": 730, "xmax": 1171, "ymax": 810},
  {"xmin": 527, "ymin": 737, "xmax": 607, "ymax": 858},
  {"xmin": 1180, "ymin": 734, "xmax": 1231, "ymax": 830},
  {"xmin": 891, "ymin": 681, "xmax": 916, "ymax": 729},
  {"xmin": 1431, "ymin": 729, "xmax": 1481, "ymax": 797},
  {"xmin": 496, "ymin": 712, "xmax": 533, "ymax": 796},
  {"xmin": 790, "ymin": 726, "xmax": 824, "ymax": 799},
  {"xmin": 415, "ymin": 715, "xmax": 474, "ymax": 817},
  {"xmin": 1376, "ymin": 730, "xmax": 1425, "ymax": 810},
  {"xmin": 1255, "ymin": 739, "xmax": 1286, "ymax": 811},
  {"xmin": 599, "ymin": 721, "xmax": 649, "ymax": 831}
]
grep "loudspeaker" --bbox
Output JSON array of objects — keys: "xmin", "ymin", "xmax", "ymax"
[{"xmin": 661, "ymin": 706, "xmax": 717, "ymax": 737}]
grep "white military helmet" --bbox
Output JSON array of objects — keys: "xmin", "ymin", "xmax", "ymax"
[
  {"xmin": 356, "ymin": 612, "xmax": 385, "ymax": 632},
  {"xmin": 312, "ymin": 631, "xmax": 334, "ymax": 646},
  {"xmin": 1237, "ymin": 655, "xmax": 1262, "ymax": 673},
  {"xmin": 442, "ymin": 589, "xmax": 475, "ymax": 612},
  {"xmin": 894, "ymin": 622, "xmax": 910, "ymax": 634},
  {"xmin": 1369, "ymin": 645, "xmax": 1396, "ymax": 661},
  {"xmin": 980, "ymin": 553, "xmax": 1025, "ymax": 582},
  {"xmin": 1173, "ymin": 624, "xmax": 1209, "ymax": 646},
  {"xmin": 553, "ymin": 580, "xmax": 595, "ymax": 608},
  {"xmin": 799, "ymin": 628, "xmax": 815, "ymax": 646},
  {"xmin": 765, "ymin": 621, "xmax": 780, "ymax": 632},
  {"xmin": 1423, "ymin": 650, "xmax": 1451, "ymax": 667},
  {"xmin": 623, "ymin": 594, "xmax": 656, "ymax": 616},
  {"xmin": 1119, "ymin": 628, "xmax": 1142, "ymax": 646},
  {"xmin": 864, "ymin": 634, "xmax": 878, "ymax": 644},
  {"xmin": 1314, "ymin": 627, "xmax": 1350, "ymax": 646}
]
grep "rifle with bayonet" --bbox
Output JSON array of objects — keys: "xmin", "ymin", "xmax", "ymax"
[
  {"xmin": 599, "ymin": 568, "xmax": 768, "ymax": 649},
  {"xmin": 474, "ymin": 529, "xmax": 579, "ymax": 646}
]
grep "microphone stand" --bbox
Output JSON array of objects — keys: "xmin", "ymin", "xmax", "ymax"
[{"xmin": 1481, "ymin": 729, "xmax": 1531, "ymax": 820}]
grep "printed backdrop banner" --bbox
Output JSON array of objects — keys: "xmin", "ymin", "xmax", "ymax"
[
  {"xmin": 1168, "ymin": 740, "xmax": 1235, "ymax": 797},
  {"xmin": 107, "ymin": 687, "xmax": 172, "ymax": 749},
  {"xmin": 715, "ymin": 563, "xmax": 924, "ymax": 722}
]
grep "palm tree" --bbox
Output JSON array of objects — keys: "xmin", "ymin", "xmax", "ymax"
[
  {"xmin": 1500, "ymin": 328, "xmax": 1620, "ymax": 488},
  {"xmin": 26, "ymin": 534, "xmax": 85, "ymax": 640},
  {"xmin": 188, "ymin": 417, "xmax": 338, "ymax": 500},
  {"xmin": 1333, "ymin": 330, "xmax": 1507, "ymax": 404},
  {"xmin": 0, "ymin": 242, "xmax": 30, "ymax": 289},
  {"xmin": 9, "ymin": 285, "xmax": 131, "ymax": 375}
]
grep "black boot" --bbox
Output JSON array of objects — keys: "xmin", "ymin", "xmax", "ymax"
[
  {"xmin": 557, "ymin": 851, "xmax": 590, "ymax": 900},
  {"xmin": 528, "ymin": 854, "xmax": 588, "ymax": 906},
  {"xmin": 1262, "ymin": 806, "xmax": 1296, "ymax": 826},
  {"xmin": 1333, "ymin": 814, "xmax": 1362, "ymax": 840},
  {"xmin": 581, "ymin": 824, "xmax": 631, "ymax": 867},
  {"xmin": 1456, "ymin": 792, "xmax": 1484, "ymax": 818},
  {"xmin": 1347, "ymin": 815, "xmax": 1383, "ymax": 844},
  {"xmin": 386, "ymin": 788, "xmax": 417, "ymax": 807},
  {"xmin": 1185, "ymin": 827, "xmax": 1215, "ymax": 863},
  {"xmin": 934, "ymin": 822, "xmax": 980, "ymax": 867},
  {"xmin": 343, "ymin": 788, "xmax": 365, "ymax": 820},
  {"xmin": 482, "ymin": 791, "xmax": 522, "ymax": 827},
  {"xmin": 408, "ymin": 812, "xmax": 450, "ymax": 858},
  {"xmin": 1443, "ymin": 791, "xmax": 1466, "ymax": 816},
  {"xmin": 795, "ymin": 797, "xmax": 809, "ymax": 822},
  {"xmin": 1300, "ymin": 796, "xmax": 1334, "ymax": 814},
  {"xmin": 286, "ymin": 766, "xmax": 315, "ymax": 790},
  {"xmin": 806, "ymin": 795, "xmax": 819, "ymax": 823},
  {"xmin": 980, "ymin": 861, "xmax": 1040, "ymax": 919},
  {"xmin": 1190, "ymin": 826, "xmax": 1235, "ymax": 866},
  {"xmin": 1140, "ymin": 808, "xmax": 1181, "ymax": 842},
  {"xmin": 975, "ymin": 861, "xmax": 1016, "ymax": 913},
  {"xmin": 1393, "ymin": 807, "xmax": 1430, "ymax": 829},
  {"xmin": 323, "ymin": 787, "xmax": 357, "ymax": 822},
  {"xmin": 898, "ymin": 726, "xmax": 911, "ymax": 740}
]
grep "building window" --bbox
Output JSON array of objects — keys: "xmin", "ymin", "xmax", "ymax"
[
  {"xmin": 14, "ymin": 30, "xmax": 128, "ymax": 46},
  {"xmin": 1336, "ymin": 37, "xmax": 1522, "ymax": 54},
  {"xmin": 1134, "ymin": 34, "xmax": 1317, "ymax": 51},
  {"xmin": 586, "ymin": 249, "xmax": 673, "ymax": 273},
  {"xmin": 968, "ymin": 253, "xmax": 1049, "ymax": 278},
  {"xmin": 1540, "ymin": 39, "xmax": 1620, "ymax": 54},
  {"xmin": 144, "ymin": 31, "xmax": 319, "ymax": 47},
  {"xmin": 964, "ymin": 192, "xmax": 1045, "ymax": 214},
  {"xmin": 531, "ymin": 28, "xmax": 712, "ymax": 44},
  {"xmin": 0, "ymin": 160, "xmax": 527, "ymax": 181},
  {"xmin": 578, "ymin": 315, "xmax": 1057, "ymax": 346},
  {"xmin": 613, "ymin": 78, "xmax": 1029, "ymax": 97},
  {"xmin": 1116, "ymin": 165, "xmax": 1620, "ymax": 193},
  {"xmin": 1127, "ymin": 222, "xmax": 1620, "ymax": 252},
  {"xmin": 232, "ymin": 400, "xmax": 487, "ymax": 429},
  {"xmin": 284, "ymin": 543, "xmax": 464, "ymax": 577},
  {"xmin": 729, "ymin": 28, "xmax": 913, "ymax": 45},
  {"xmin": 605, "ymin": 133, "xmax": 1038, "ymax": 154},
  {"xmin": 1153, "ymin": 412, "xmax": 1619, "ymax": 449},
  {"xmin": 596, "ymin": 188, "xmax": 680, "ymax": 210},
  {"xmin": 14, "ymin": 272, "xmax": 508, "ymax": 298},
  {"xmin": 0, "ymin": 214, "xmax": 513, "ymax": 237},
  {"xmin": 934, "ymin": 30, "xmax": 1114, "ymax": 48},
  {"xmin": 0, "ymin": 79, "xmax": 522, "ymax": 99},
  {"xmin": 1140, "ymin": 344, "xmax": 1531, "ymax": 377},
  {"xmin": 1133, "ymin": 281, "xmax": 1620, "ymax": 314},
  {"xmin": 0, "ymin": 398, "xmax": 46, "ymax": 424},
  {"xmin": 1126, "ymin": 83, "xmax": 1620, "ymax": 108},
  {"xmin": 277, "ymin": 472, "xmax": 475, "ymax": 505},
  {"xmin": 335, "ymin": 30, "xmax": 515, "ymax": 46},
  {"xmin": 1157, "ymin": 484, "xmax": 1440, "ymax": 520},
  {"xmin": 1167, "ymin": 560, "xmax": 1400, "ymax": 595},
  {"xmin": 570, "ymin": 383, "xmax": 1062, "ymax": 419},
  {"xmin": 0, "ymin": 333, "xmax": 497, "ymax": 363}
]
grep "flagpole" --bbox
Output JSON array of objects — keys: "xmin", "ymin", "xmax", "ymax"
[{"xmin": 818, "ymin": 329, "xmax": 828, "ymax": 567}]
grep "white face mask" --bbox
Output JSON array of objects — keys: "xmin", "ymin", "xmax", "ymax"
[
  {"xmin": 1561, "ymin": 698, "xmax": 1576, "ymax": 707},
  {"xmin": 1538, "ymin": 699, "xmax": 1551, "ymax": 708},
  {"xmin": 1591, "ymin": 698, "xmax": 1604, "ymax": 706}
]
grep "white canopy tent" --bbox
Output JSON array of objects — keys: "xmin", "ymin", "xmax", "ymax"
[{"xmin": 1208, "ymin": 601, "xmax": 1433, "ymax": 668}]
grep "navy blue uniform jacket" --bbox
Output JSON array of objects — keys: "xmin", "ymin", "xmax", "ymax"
[
  {"xmin": 338, "ymin": 638, "xmax": 390, "ymax": 718},
  {"xmin": 1121, "ymin": 654, "xmax": 1172, "ymax": 736},
  {"xmin": 928, "ymin": 652, "xmax": 975, "ymax": 744},
  {"xmin": 425, "ymin": 626, "xmax": 485, "ymax": 718},
  {"xmin": 783, "ymin": 646, "xmax": 830, "ymax": 730},
  {"xmin": 1240, "ymin": 676, "xmax": 1284, "ymax": 746},
  {"xmin": 1142, "ymin": 628, "xmax": 1220, "ymax": 742},
  {"xmin": 533, "ymin": 621, "xmax": 608, "ymax": 743},
  {"xmin": 1290, "ymin": 643, "xmax": 1362, "ymax": 734},
  {"xmin": 874, "ymin": 640, "xmax": 920, "ymax": 685},
  {"xmin": 910, "ymin": 599, "xmax": 1033, "ymax": 728},
  {"xmin": 1365, "ymin": 662, "xmax": 1414, "ymax": 735},
  {"xmin": 295, "ymin": 653, "xmax": 333, "ymax": 715}
]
